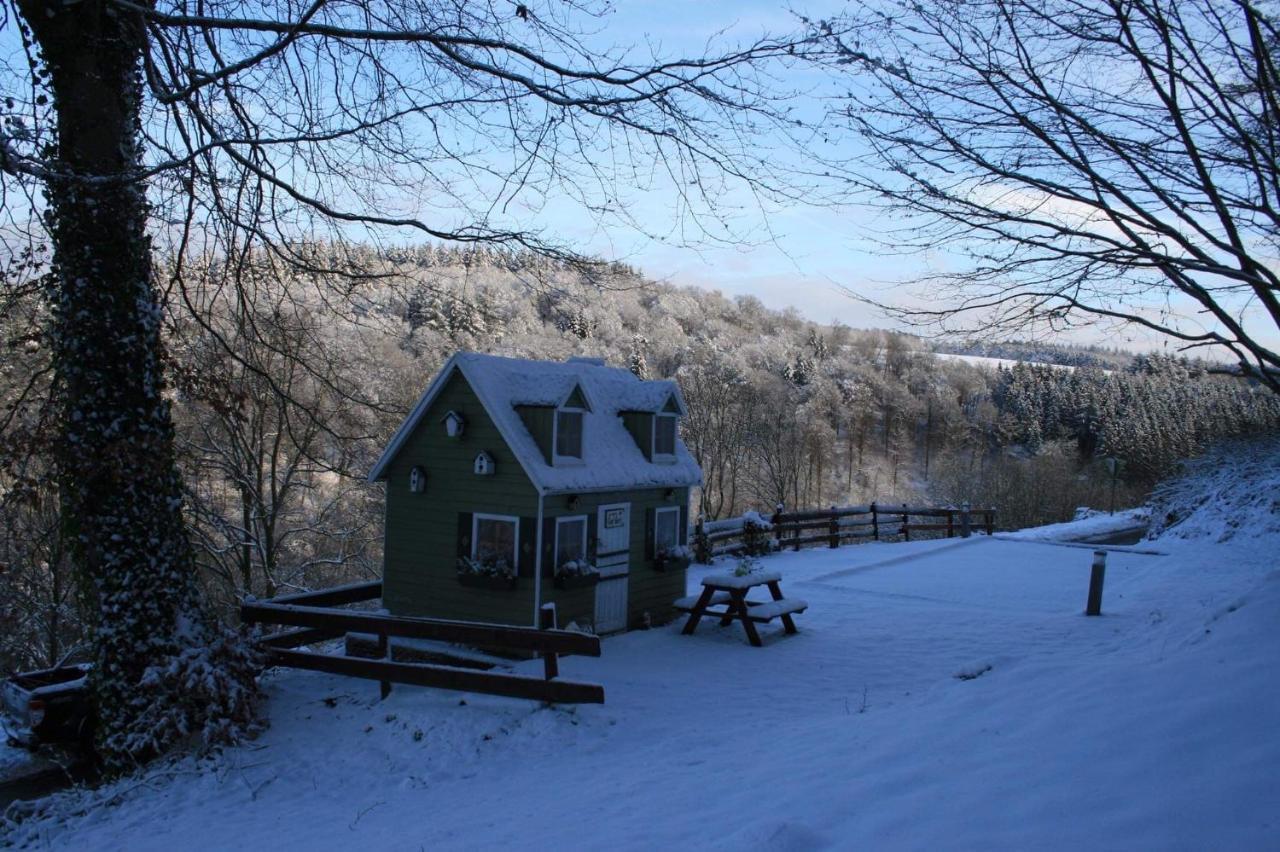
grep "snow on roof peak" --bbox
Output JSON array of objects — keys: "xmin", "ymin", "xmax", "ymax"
[{"xmin": 370, "ymin": 352, "xmax": 701, "ymax": 493}]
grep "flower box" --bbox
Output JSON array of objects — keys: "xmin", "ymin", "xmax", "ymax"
[
  {"xmin": 653, "ymin": 554, "xmax": 692, "ymax": 573},
  {"xmin": 554, "ymin": 572, "xmax": 600, "ymax": 591},
  {"xmin": 457, "ymin": 572, "xmax": 518, "ymax": 590}
]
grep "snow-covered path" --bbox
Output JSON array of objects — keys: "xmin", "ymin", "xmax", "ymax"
[{"xmin": 7, "ymin": 524, "xmax": 1279, "ymax": 851}]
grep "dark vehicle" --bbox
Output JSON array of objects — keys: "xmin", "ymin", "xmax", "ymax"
[{"xmin": 2, "ymin": 664, "xmax": 93, "ymax": 749}]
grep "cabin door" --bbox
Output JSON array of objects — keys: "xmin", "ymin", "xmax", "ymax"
[{"xmin": 594, "ymin": 503, "xmax": 630, "ymax": 634}]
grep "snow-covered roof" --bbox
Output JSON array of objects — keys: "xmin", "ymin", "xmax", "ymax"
[{"xmin": 369, "ymin": 352, "xmax": 702, "ymax": 494}]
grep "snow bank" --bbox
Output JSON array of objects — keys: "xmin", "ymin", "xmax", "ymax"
[
  {"xmin": 1000, "ymin": 506, "xmax": 1150, "ymax": 543},
  {"xmin": 0, "ymin": 741, "xmax": 36, "ymax": 781},
  {"xmin": 1148, "ymin": 435, "xmax": 1280, "ymax": 542}
]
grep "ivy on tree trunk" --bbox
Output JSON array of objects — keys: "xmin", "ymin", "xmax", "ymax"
[{"xmin": 17, "ymin": 0, "xmax": 258, "ymax": 771}]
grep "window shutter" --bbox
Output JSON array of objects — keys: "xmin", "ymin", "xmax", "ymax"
[
  {"xmin": 518, "ymin": 516, "xmax": 536, "ymax": 577},
  {"xmin": 678, "ymin": 504, "xmax": 689, "ymax": 546},
  {"xmin": 456, "ymin": 512, "xmax": 473, "ymax": 559},
  {"xmin": 541, "ymin": 516, "xmax": 556, "ymax": 577},
  {"xmin": 644, "ymin": 507, "xmax": 656, "ymax": 560},
  {"xmin": 586, "ymin": 512, "xmax": 598, "ymax": 563}
]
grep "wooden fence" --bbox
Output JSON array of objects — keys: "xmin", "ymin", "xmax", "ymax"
[
  {"xmin": 694, "ymin": 503, "xmax": 996, "ymax": 562},
  {"xmin": 243, "ymin": 582, "xmax": 604, "ymax": 704}
]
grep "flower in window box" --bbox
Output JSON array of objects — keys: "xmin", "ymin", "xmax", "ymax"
[
  {"xmin": 456, "ymin": 556, "xmax": 518, "ymax": 589},
  {"xmin": 653, "ymin": 544, "xmax": 693, "ymax": 573},
  {"xmin": 553, "ymin": 559, "xmax": 600, "ymax": 590}
]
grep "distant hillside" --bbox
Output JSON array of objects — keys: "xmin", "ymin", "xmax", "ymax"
[{"xmin": 930, "ymin": 339, "xmax": 1133, "ymax": 370}]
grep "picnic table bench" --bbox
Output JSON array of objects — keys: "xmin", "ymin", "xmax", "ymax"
[{"xmin": 675, "ymin": 570, "xmax": 807, "ymax": 647}]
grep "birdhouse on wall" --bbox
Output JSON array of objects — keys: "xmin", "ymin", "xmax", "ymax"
[
  {"xmin": 442, "ymin": 410, "xmax": 466, "ymax": 438},
  {"xmin": 408, "ymin": 466, "xmax": 427, "ymax": 494},
  {"xmin": 473, "ymin": 451, "xmax": 495, "ymax": 476}
]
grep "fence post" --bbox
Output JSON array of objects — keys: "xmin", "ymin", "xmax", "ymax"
[
  {"xmin": 376, "ymin": 632, "xmax": 391, "ymax": 700},
  {"xmin": 986, "ymin": 510, "xmax": 995, "ymax": 536},
  {"xmin": 829, "ymin": 506, "xmax": 839, "ymax": 549},
  {"xmin": 871, "ymin": 502, "xmax": 879, "ymax": 541},
  {"xmin": 960, "ymin": 501, "xmax": 972, "ymax": 538},
  {"xmin": 901, "ymin": 503, "xmax": 910, "ymax": 541},
  {"xmin": 1085, "ymin": 551, "xmax": 1106, "ymax": 616},
  {"xmin": 947, "ymin": 510, "xmax": 954, "ymax": 538},
  {"xmin": 694, "ymin": 516, "xmax": 709, "ymax": 564},
  {"xmin": 540, "ymin": 603, "xmax": 559, "ymax": 680},
  {"xmin": 772, "ymin": 503, "xmax": 784, "ymax": 555}
]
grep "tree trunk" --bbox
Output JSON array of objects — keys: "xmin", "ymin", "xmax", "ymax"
[
  {"xmin": 923, "ymin": 399, "xmax": 934, "ymax": 480},
  {"xmin": 19, "ymin": 0, "xmax": 251, "ymax": 770}
]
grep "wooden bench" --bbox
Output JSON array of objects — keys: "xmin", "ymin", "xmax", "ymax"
[
  {"xmin": 739, "ymin": 598, "xmax": 808, "ymax": 622},
  {"xmin": 674, "ymin": 590, "xmax": 732, "ymax": 612}
]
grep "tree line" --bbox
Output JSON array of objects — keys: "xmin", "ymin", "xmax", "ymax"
[{"xmin": 5, "ymin": 245, "xmax": 1278, "ymax": 682}]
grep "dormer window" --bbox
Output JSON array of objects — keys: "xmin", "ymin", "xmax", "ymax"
[
  {"xmin": 554, "ymin": 407, "xmax": 584, "ymax": 462},
  {"xmin": 653, "ymin": 413, "xmax": 677, "ymax": 460}
]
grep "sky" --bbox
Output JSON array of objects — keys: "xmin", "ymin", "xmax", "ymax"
[
  {"xmin": 510, "ymin": 0, "xmax": 1276, "ymax": 356},
  {"xmin": 555, "ymin": 1, "xmax": 908, "ymax": 332},
  {"xmin": 2, "ymin": 0, "xmax": 1275, "ymax": 358}
]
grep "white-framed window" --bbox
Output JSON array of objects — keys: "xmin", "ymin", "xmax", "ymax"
[
  {"xmin": 472, "ymin": 513, "xmax": 519, "ymax": 573},
  {"xmin": 654, "ymin": 506, "xmax": 681, "ymax": 554},
  {"xmin": 554, "ymin": 407, "xmax": 584, "ymax": 463},
  {"xmin": 555, "ymin": 515, "xmax": 589, "ymax": 569},
  {"xmin": 653, "ymin": 414, "xmax": 677, "ymax": 460}
]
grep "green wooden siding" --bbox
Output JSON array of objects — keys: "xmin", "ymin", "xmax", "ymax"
[
  {"xmin": 621, "ymin": 411, "xmax": 653, "ymax": 462},
  {"xmin": 383, "ymin": 369, "xmax": 539, "ymax": 625},
  {"xmin": 564, "ymin": 384, "xmax": 589, "ymax": 410},
  {"xmin": 541, "ymin": 487, "xmax": 689, "ymax": 630},
  {"xmin": 381, "ymin": 369, "xmax": 691, "ymax": 631},
  {"xmin": 515, "ymin": 405, "xmax": 554, "ymax": 464}
]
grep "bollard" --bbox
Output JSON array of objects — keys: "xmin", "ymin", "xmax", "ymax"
[
  {"xmin": 540, "ymin": 603, "xmax": 559, "ymax": 680},
  {"xmin": 1085, "ymin": 550, "xmax": 1107, "ymax": 616},
  {"xmin": 959, "ymin": 501, "xmax": 972, "ymax": 538}
]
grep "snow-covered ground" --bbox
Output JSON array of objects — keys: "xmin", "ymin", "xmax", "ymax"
[
  {"xmin": 934, "ymin": 352, "xmax": 1077, "ymax": 372},
  {"xmin": 5, "ymin": 451, "xmax": 1279, "ymax": 850}
]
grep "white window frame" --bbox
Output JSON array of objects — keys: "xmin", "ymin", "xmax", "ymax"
[
  {"xmin": 554, "ymin": 514, "xmax": 589, "ymax": 569},
  {"xmin": 472, "ymin": 513, "xmax": 520, "ymax": 570},
  {"xmin": 552, "ymin": 407, "xmax": 585, "ymax": 465},
  {"xmin": 654, "ymin": 506, "xmax": 681, "ymax": 554},
  {"xmin": 652, "ymin": 413, "xmax": 678, "ymax": 462}
]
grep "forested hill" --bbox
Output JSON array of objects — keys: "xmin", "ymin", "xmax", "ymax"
[
  {"xmin": 173, "ymin": 240, "xmax": 1280, "ymax": 546},
  {"xmin": 4, "ymin": 243, "xmax": 1278, "ymax": 672}
]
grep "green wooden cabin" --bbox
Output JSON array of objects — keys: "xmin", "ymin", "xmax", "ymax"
[{"xmin": 368, "ymin": 353, "xmax": 702, "ymax": 633}]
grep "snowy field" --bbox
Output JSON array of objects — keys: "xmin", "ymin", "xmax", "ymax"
[
  {"xmin": 5, "ymin": 473, "xmax": 1279, "ymax": 849},
  {"xmin": 934, "ymin": 352, "xmax": 1077, "ymax": 372}
]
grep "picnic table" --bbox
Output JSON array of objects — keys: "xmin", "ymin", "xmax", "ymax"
[{"xmin": 674, "ymin": 570, "xmax": 807, "ymax": 647}]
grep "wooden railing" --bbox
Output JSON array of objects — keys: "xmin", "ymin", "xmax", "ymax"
[
  {"xmin": 243, "ymin": 583, "xmax": 604, "ymax": 704},
  {"xmin": 693, "ymin": 503, "xmax": 996, "ymax": 562}
]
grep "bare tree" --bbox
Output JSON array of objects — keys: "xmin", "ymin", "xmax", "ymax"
[
  {"xmin": 0, "ymin": 0, "xmax": 820, "ymax": 768},
  {"xmin": 680, "ymin": 356, "xmax": 762, "ymax": 519},
  {"xmin": 171, "ymin": 258, "xmax": 384, "ymax": 611},
  {"xmin": 821, "ymin": 0, "xmax": 1280, "ymax": 391}
]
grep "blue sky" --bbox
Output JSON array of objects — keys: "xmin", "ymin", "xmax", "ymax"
[
  {"xmin": 536, "ymin": 1, "xmax": 1279, "ymax": 356},
  {"xmin": 2, "ymin": 0, "xmax": 1273, "ymax": 356},
  {"xmin": 533, "ymin": 0, "xmax": 920, "ymax": 333}
]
